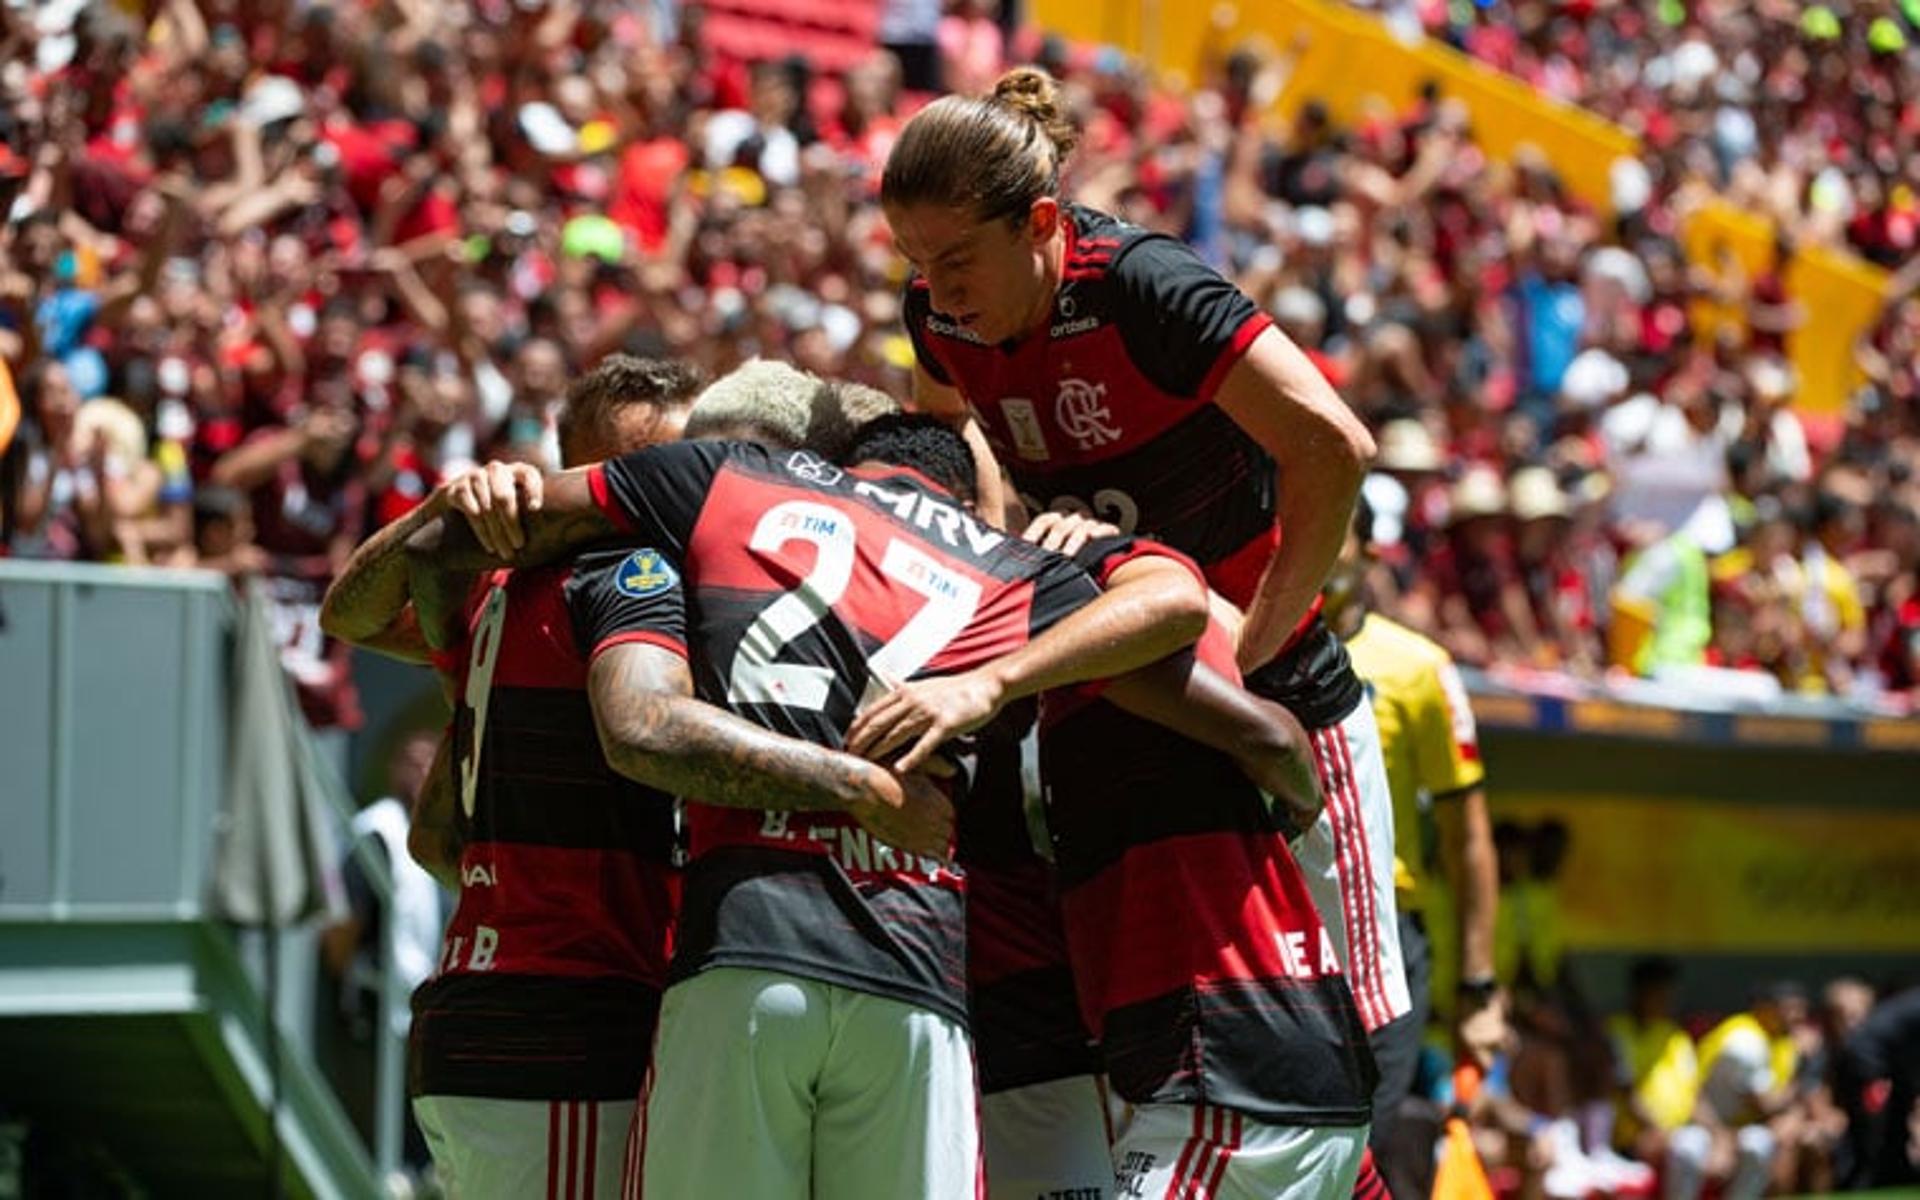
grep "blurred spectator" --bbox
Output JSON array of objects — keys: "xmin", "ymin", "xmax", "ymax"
[
  {"xmin": 1398, "ymin": 0, "xmax": 1920, "ymax": 264},
  {"xmin": 1610, "ymin": 517, "xmax": 1721, "ymax": 677},
  {"xmin": 1836, "ymin": 986, "xmax": 1920, "ymax": 1189},
  {"xmin": 319, "ymin": 727, "xmax": 447, "ymax": 1188},
  {"xmin": 1608, "ymin": 958, "xmax": 1701, "ymax": 1174},
  {"xmin": 1669, "ymin": 984, "xmax": 1808, "ymax": 1200}
]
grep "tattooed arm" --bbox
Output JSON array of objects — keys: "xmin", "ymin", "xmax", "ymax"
[
  {"xmin": 321, "ymin": 492, "xmax": 448, "ymax": 662},
  {"xmin": 586, "ymin": 642, "xmax": 955, "ymax": 857},
  {"xmin": 327, "ymin": 463, "xmax": 551, "ymax": 661},
  {"xmin": 405, "ymin": 468, "xmax": 616, "ymax": 650}
]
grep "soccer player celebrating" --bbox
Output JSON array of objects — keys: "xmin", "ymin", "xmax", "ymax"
[
  {"xmin": 882, "ymin": 65, "xmax": 1410, "ymax": 1167},
  {"xmin": 325, "ymin": 358, "xmax": 944, "ymax": 1198},
  {"xmin": 1009, "ymin": 535, "xmax": 1378, "ymax": 1197},
  {"xmin": 406, "ymin": 413, "xmax": 1211, "ymax": 1199},
  {"xmin": 321, "ymin": 357, "xmax": 700, "ymax": 1197}
]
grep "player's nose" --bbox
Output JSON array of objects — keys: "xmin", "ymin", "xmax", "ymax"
[{"xmin": 928, "ymin": 275, "xmax": 965, "ymax": 318}]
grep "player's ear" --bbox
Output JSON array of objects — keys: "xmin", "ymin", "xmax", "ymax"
[{"xmin": 1024, "ymin": 197, "xmax": 1059, "ymax": 247}]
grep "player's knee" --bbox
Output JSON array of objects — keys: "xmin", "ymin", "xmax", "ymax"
[{"xmin": 1668, "ymin": 1124, "xmax": 1711, "ymax": 1169}]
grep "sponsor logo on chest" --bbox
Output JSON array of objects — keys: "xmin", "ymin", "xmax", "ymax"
[{"xmin": 1049, "ymin": 291, "xmax": 1100, "ymax": 340}]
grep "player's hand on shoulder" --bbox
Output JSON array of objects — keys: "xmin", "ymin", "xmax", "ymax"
[
  {"xmin": 440, "ymin": 460, "xmax": 544, "ymax": 558},
  {"xmin": 1021, "ymin": 510, "xmax": 1119, "ymax": 556},
  {"xmin": 847, "ymin": 669, "xmax": 1007, "ymax": 774},
  {"xmin": 847, "ymin": 769, "xmax": 956, "ymax": 861}
]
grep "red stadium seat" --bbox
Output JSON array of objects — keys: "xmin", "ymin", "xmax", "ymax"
[{"xmin": 699, "ymin": 0, "xmax": 881, "ymax": 75}]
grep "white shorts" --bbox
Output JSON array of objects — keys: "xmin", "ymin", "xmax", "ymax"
[
  {"xmin": 413, "ymin": 1095, "xmax": 631, "ymax": 1200},
  {"xmin": 982, "ymin": 1074, "xmax": 1114, "ymax": 1200},
  {"xmin": 630, "ymin": 966, "xmax": 980, "ymax": 1200},
  {"xmin": 1112, "ymin": 1103, "xmax": 1365, "ymax": 1200},
  {"xmin": 1294, "ymin": 698, "xmax": 1408, "ymax": 1032}
]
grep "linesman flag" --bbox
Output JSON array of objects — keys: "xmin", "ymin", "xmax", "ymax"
[{"xmin": 1433, "ymin": 1064, "xmax": 1495, "ymax": 1200}]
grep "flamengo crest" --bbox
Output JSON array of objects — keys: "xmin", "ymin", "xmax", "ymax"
[{"xmin": 1054, "ymin": 377, "xmax": 1121, "ymax": 449}]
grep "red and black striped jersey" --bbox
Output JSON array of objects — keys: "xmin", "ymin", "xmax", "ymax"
[
  {"xmin": 588, "ymin": 439, "xmax": 1101, "ymax": 1026},
  {"xmin": 409, "ymin": 548, "xmax": 682, "ymax": 1102},
  {"xmin": 1041, "ymin": 537, "xmax": 1378, "ymax": 1126},
  {"xmin": 905, "ymin": 202, "xmax": 1363, "ymax": 729},
  {"xmin": 959, "ymin": 703, "xmax": 1098, "ymax": 1094}
]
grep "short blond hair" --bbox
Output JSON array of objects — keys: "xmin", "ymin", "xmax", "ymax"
[
  {"xmin": 805, "ymin": 380, "xmax": 903, "ymax": 461},
  {"xmin": 683, "ymin": 361, "xmax": 906, "ymax": 459},
  {"xmin": 683, "ymin": 359, "xmax": 828, "ymax": 448}
]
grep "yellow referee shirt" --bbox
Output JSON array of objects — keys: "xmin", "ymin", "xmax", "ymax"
[
  {"xmin": 1344, "ymin": 612, "xmax": 1487, "ymax": 889},
  {"xmin": 1344, "ymin": 613, "xmax": 1488, "ymax": 1006}
]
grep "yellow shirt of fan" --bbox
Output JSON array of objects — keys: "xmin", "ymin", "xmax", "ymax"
[{"xmin": 1607, "ymin": 1014, "xmax": 1700, "ymax": 1141}]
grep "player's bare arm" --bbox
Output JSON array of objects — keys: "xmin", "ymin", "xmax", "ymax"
[
  {"xmin": 1214, "ymin": 326, "xmax": 1376, "ymax": 671},
  {"xmin": 406, "ymin": 731, "xmax": 462, "ymax": 890},
  {"xmin": 321, "ymin": 462, "xmax": 545, "ymax": 661},
  {"xmin": 847, "ymin": 554, "xmax": 1209, "ymax": 771},
  {"xmin": 1104, "ymin": 655, "xmax": 1323, "ymax": 836},
  {"xmin": 1438, "ymin": 781, "xmax": 1505, "ymax": 1065},
  {"xmin": 589, "ymin": 641, "xmax": 955, "ymax": 858}
]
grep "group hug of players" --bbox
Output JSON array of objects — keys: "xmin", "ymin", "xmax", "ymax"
[{"xmin": 320, "ymin": 67, "xmax": 1500, "ymax": 1200}]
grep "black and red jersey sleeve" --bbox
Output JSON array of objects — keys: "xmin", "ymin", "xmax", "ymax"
[
  {"xmin": 1107, "ymin": 236, "xmax": 1274, "ymax": 402},
  {"xmin": 1022, "ymin": 550, "xmax": 1103, "ymax": 640},
  {"xmin": 1070, "ymin": 534, "xmax": 1209, "ymax": 593},
  {"xmin": 587, "ymin": 439, "xmax": 731, "ymax": 553},
  {"xmin": 563, "ymin": 545, "xmax": 689, "ymax": 662},
  {"xmin": 901, "ymin": 281, "xmax": 957, "ymax": 388}
]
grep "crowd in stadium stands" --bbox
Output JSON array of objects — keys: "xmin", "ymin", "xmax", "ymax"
[
  {"xmin": 0, "ymin": 0, "xmax": 1915, "ymax": 732},
  {"xmin": 1362, "ymin": 0, "xmax": 1920, "ymax": 267}
]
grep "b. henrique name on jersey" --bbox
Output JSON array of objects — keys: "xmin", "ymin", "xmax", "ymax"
[
  {"xmin": 410, "ymin": 548, "xmax": 683, "ymax": 1103},
  {"xmin": 1040, "ymin": 536, "xmax": 1378, "ymax": 1126},
  {"xmin": 586, "ymin": 439, "xmax": 1101, "ymax": 1027}
]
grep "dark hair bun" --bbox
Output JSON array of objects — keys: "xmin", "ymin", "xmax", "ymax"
[{"xmin": 991, "ymin": 67, "xmax": 1078, "ymax": 161}]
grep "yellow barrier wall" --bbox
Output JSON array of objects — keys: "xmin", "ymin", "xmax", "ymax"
[
  {"xmin": 1492, "ymin": 792, "xmax": 1920, "ymax": 954},
  {"xmin": 1031, "ymin": 0, "xmax": 1890, "ymax": 414}
]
